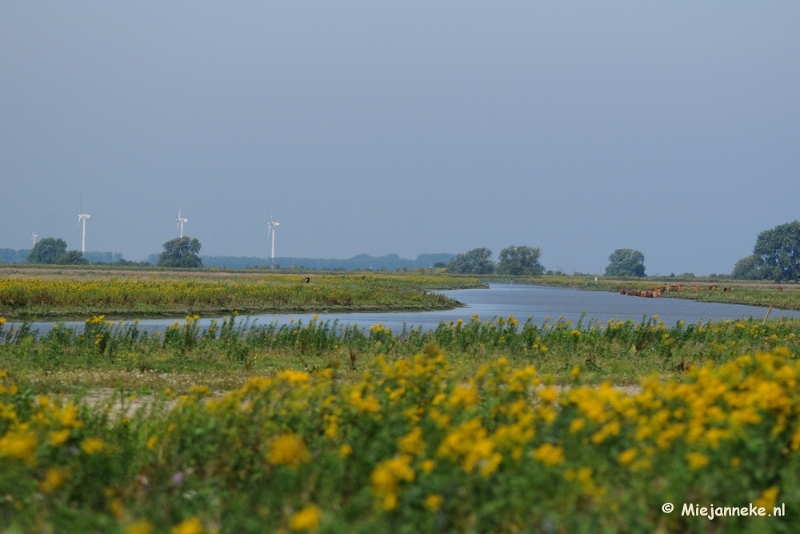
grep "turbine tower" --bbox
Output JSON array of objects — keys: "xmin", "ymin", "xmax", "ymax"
[
  {"xmin": 77, "ymin": 212, "xmax": 91, "ymax": 253},
  {"xmin": 31, "ymin": 231, "xmax": 37, "ymax": 247},
  {"xmin": 176, "ymin": 209, "xmax": 189, "ymax": 238},
  {"xmin": 267, "ymin": 213, "xmax": 280, "ymax": 263}
]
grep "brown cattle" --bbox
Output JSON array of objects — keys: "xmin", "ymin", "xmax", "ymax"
[
  {"xmin": 619, "ymin": 289, "xmax": 627, "ymax": 295},
  {"xmin": 690, "ymin": 285, "xmax": 701, "ymax": 291},
  {"xmin": 778, "ymin": 286, "xmax": 783, "ymax": 292},
  {"xmin": 708, "ymin": 285, "xmax": 718, "ymax": 291},
  {"xmin": 723, "ymin": 286, "xmax": 732, "ymax": 292}
]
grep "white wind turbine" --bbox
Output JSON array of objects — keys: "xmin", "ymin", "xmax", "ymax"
[
  {"xmin": 31, "ymin": 231, "xmax": 37, "ymax": 247},
  {"xmin": 176, "ymin": 209, "xmax": 189, "ymax": 238},
  {"xmin": 267, "ymin": 212, "xmax": 280, "ymax": 262},
  {"xmin": 78, "ymin": 203, "xmax": 91, "ymax": 254}
]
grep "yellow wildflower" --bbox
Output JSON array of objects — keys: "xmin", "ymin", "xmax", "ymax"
[
  {"xmin": 289, "ymin": 505, "xmax": 322, "ymax": 531},
  {"xmin": 39, "ymin": 467, "xmax": 65, "ymax": 494},
  {"xmin": 533, "ymin": 443, "xmax": 565, "ymax": 466},
  {"xmin": 686, "ymin": 452, "xmax": 709, "ymax": 469},
  {"xmin": 617, "ymin": 448, "xmax": 637, "ymax": 466},
  {"xmin": 425, "ymin": 494, "xmax": 443, "ymax": 512},
  {"xmin": 125, "ymin": 519, "xmax": 154, "ymax": 534},
  {"xmin": 269, "ymin": 433, "xmax": 309, "ymax": 467},
  {"xmin": 171, "ymin": 516, "xmax": 203, "ymax": 534},
  {"xmin": 81, "ymin": 438, "xmax": 105, "ymax": 455}
]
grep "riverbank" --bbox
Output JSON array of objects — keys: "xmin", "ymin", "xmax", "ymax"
[
  {"xmin": 0, "ymin": 270, "xmax": 483, "ymax": 320},
  {"xmin": 506, "ymin": 275, "xmax": 800, "ymax": 311}
]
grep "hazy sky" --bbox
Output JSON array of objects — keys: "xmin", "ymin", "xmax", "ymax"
[{"xmin": 2, "ymin": 2, "xmax": 798, "ymax": 274}]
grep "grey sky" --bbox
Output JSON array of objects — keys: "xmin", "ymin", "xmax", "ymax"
[{"xmin": 2, "ymin": 2, "xmax": 798, "ymax": 275}]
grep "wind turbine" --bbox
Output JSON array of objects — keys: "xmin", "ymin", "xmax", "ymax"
[
  {"xmin": 31, "ymin": 231, "xmax": 37, "ymax": 247},
  {"xmin": 267, "ymin": 212, "xmax": 280, "ymax": 263},
  {"xmin": 78, "ymin": 202, "xmax": 91, "ymax": 254},
  {"xmin": 176, "ymin": 209, "xmax": 189, "ymax": 238}
]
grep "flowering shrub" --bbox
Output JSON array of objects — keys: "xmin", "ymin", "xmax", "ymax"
[{"xmin": 3, "ymin": 345, "xmax": 800, "ymax": 532}]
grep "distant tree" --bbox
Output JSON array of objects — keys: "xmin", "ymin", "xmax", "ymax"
[
  {"xmin": 56, "ymin": 250, "xmax": 88, "ymax": 265},
  {"xmin": 433, "ymin": 261, "xmax": 447, "ymax": 269},
  {"xmin": 157, "ymin": 237, "xmax": 203, "ymax": 268},
  {"xmin": 28, "ymin": 238, "xmax": 68, "ymax": 264},
  {"xmin": 604, "ymin": 249, "xmax": 646, "ymax": 277},
  {"xmin": 753, "ymin": 221, "xmax": 800, "ymax": 283},
  {"xmin": 496, "ymin": 245, "xmax": 544, "ymax": 276},
  {"xmin": 731, "ymin": 255, "xmax": 763, "ymax": 280},
  {"xmin": 447, "ymin": 248, "xmax": 494, "ymax": 274}
]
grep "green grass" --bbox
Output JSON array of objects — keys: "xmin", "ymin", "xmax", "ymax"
[{"xmin": 2, "ymin": 313, "xmax": 799, "ymax": 394}]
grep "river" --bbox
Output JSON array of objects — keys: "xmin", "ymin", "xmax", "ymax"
[{"xmin": 16, "ymin": 283, "xmax": 800, "ymax": 334}]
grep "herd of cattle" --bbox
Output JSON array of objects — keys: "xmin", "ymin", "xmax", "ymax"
[{"xmin": 619, "ymin": 284, "xmax": 734, "ymax": 299}]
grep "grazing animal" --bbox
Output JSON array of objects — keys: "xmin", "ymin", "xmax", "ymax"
[
  {"xmin": 723, "ymin": 286, "xmax": 732, "ymax": 292},
  {"xmin": 708, "ymin": 285, "xmax": 718, "ymax": 291},
  {"xmin": 305, "ymin": 277, "xmax": 311, "ymax": 283},
  {"xmin": 690, "ymin": 285, "xmax": 701, "ymax": 291},
  {"xmin": 778, "ymin": 286, "xmax": 783, "ymax": 292}
]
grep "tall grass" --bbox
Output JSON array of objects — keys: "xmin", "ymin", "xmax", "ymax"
[{"xmin": 0, "ymin": 274, "xmax": 481, "ymax": 318}]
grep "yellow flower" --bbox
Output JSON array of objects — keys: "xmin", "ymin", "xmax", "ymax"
[
  {"xmin": 289, "ymin": 505, "xmax": 322, "ymax": 531},
  {"xmin": 171, "ymin": 516, "xmax": 203, "ymax": 534},
  {"xmin": 617, "ymin": 448, "xmax": 637, "ymax": 466},
  {"xmin": 338, "ymin": 444, "xmax": 352, "ymax": 457},
  {"xmin": 277, "ymin": 370, "xmax": 311, "ymax": 385},
  {"xmin": 370, "ymin": 455, "xmax": 415, "ymax": 510},
  {"xmin": 0, "ymin": 428, "xmax": 37, "ymax": 464},
  {"xmin": 268, "ymin": 433, "xmax": 309, "ymax": 467},
  {"xmin": 398, "ymin": 427, "xmax": 426, "ymax": 456},
  {"xmin": 425, "ymin": 494, "xmax": 443, "ymax": 512},
  {"xmin": 49, "ymin": 429, "xmax": 71, "ymax": 447},
  {"xmin": 39, "ymin": 467, "xmax": 65, "ymax": 494},
  {"xmin": 754, "ymin": 486, "xmax": 779, "ymax": 511},
  {"xmin": 533, "ymin": 443, "xmax": 565, "ymax": 466},
  {"xmin": 686, "ymin": 452, "xmax": 709, "ymax": 469},
  {"xmin": 421, "ymin": 459, "xmax": 435, "ymax": 473},
  {"xmin": 538, "ymin": 387, "xmax": 558, "ymax": 403},
  {"xmin": 81, "ymin": 438, "xmax": 105, "ymax": 455},
  {"xmin": 125, "ymin": 519, "xmax": 154, "ymax": 534},
  {"xmin": 147, "ymin": 436, "xmax": 158, "ymax": 450}
]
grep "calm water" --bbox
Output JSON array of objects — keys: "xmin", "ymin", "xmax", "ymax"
[{"xmin": 17, "ymin": 283, "xmax": 800, "ymax": 334}]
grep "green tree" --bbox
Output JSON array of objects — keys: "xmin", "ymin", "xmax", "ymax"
[
  {"xmin": 604, "ymin": 249, "xmax": 646, "ymax": 277},
  {"xmin": 753, "ymin": 221, "xmax": 800, "ymax": 282},
  {"xmin": 28, "ymin": 238, "xmax": 67, "ymax": 264},
  {"xmin": 157, "ymin": 237, "xmax": 203, "ymax": 268},
  {"xmin": 731, "ymin": 255, "xmax": 764, "ymax": 280},
  {"xmin": 57, "ymin": 250, "xmax": 88, "ymax": 265},
  {"xmin": 496, "ymin": 245, "xmax": 544, "ymax": 276},
  {"xmin": 447, "ymin": 247, "xmax": 494, "ymax": 274}
]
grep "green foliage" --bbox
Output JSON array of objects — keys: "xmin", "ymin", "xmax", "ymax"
[
  {"xmin": 27, "ymin": 238, "xmax": 86, "ymax": 265},
  {"xmin": 56, "ymin": 250, "xmax": 88, "ymax": 265},
  {"xmin": 753, "ymin": 221, "xmax": 800, "ymax": 283},
  {"xmin": 2, "ymin": 340, "xmax": 800, "ymax": 532},
  {"xmin": 604, "ymin": 248, "xmax": 646, "ymax": 277},
  {"xmin": 731, "ymin": 254, "xmax": 764, "ymax": 280},
  {"xmin": 447, "ymin": 247, "xmax": 494, "ymax": 274},
  {"xmin": 157, "ymin": 237, "xmax": 203, "ymax": 268},
  {"xmin": 27, "ymin": 238, "xmax": 67, "ymax": 264},
  {"xmin": 496, "ymin": 245, "xmax": 544, "ymax": 276}
]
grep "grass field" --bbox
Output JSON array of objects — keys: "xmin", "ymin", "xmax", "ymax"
[
  {"xmin": 0, "ymin": 270, "xmax": 482, "ymax": 319},
  {"xmin": 3, "ymin": 268, "xmax": 800, "ymax": 531},
  {"xmin": 2, "ymin": 339, "xmax": 800, "ymax": 532},
  {"xmin": 514, "ymin": 275, "xmax": 800, "ymax": 312}
]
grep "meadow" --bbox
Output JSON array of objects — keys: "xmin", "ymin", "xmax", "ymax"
[
  {"xmin": 2, "ymin": 336, "xmax": 800, "ymax": 532},
  {"xmin": 521, "ymin": 275, "xmax": 800, "ymax": 312},
  {"xmin": 3, "ymin": 269, "xmax": 800, "ymax": 532},
  {"xmin": 0, "ymin": 271, "xmax": 480, "ymax": 319}
]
